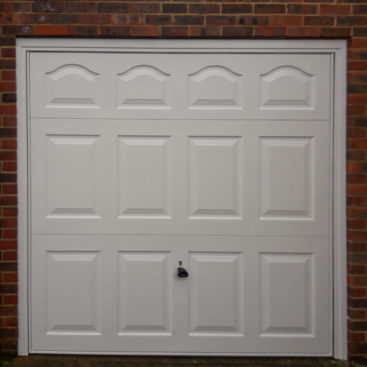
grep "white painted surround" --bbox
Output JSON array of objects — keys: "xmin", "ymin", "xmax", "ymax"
[{"xmin": 16, "ymin": 39, "xmax": 347, "ymax": 358}]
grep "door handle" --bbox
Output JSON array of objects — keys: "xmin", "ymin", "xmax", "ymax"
[{"xmin": 177, "ymin": 267, "xmax": 189, "ymax": 278}]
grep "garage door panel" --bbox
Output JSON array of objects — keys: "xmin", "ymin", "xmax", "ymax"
[
  {"xmin": 259, "ymin": 136, "xmax": 314, "ymax": 220},
  {"xmin": 31, "ymin": 119, "xmax": 114, "ymax": 234},
  {"xmin": 29, "ymin": 48, "xmax": 333, "ymax": 355},
  {"xmin": 189, "ymin": 252, "xmax": 243, "ymax": 336},
  {"xmin": 44, "ymin": 63, "xmax": 101, "ymax": 110},
  {"xmin": 188, "ymin": 65, "xmax": 243, "ymax": 111},
  {"xmin": 118, "ymin": 252, "xmax": 172, "ymax": 335},
  {"xmin": 254, "ymin": 54, "xmax": 330, "ymax": 120},
  {"xmin": 45, "ymin": 134, "xmax": 101, "ymax": 219},
  {"xmin": 118, "ymin": 135, "xmax": 172, "ymax": 219},
  {"xmin": 32, "ymin": 119, "xmax": 328, "ymax": 236},
  {"xmin": 46, "ymin": 251, "xmax": 101, "ymax": 336},
  {"xmin": 188, "ymin": 136, "xmax": 242, "ymax": 220},
  {"xmin": 245, "ymin": 123, "xmax": 330, "ymax": 236},
  {"xmin": 117, "ymin": 65, "xmax": 172, "ymax": 111},
  {"xmin": 243, "ymin": 236, "xmax": 331, "ymax": 354},
  {"xmin": 30, "ymin": 53, "xmax": 330, "ymax": 120},
  {"xmin": 260, "ymin": 253, "xmax": 314, "ymax": 336}
]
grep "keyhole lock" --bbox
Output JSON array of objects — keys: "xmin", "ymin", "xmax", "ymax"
[{"xmin": 177, "ymin": 261, "xmax": 189, "ymax": 278}]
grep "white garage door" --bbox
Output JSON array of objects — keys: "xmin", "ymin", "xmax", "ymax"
[{"xmin": 28, "ymin": 45, "xmax": 332, "ymax": 354}]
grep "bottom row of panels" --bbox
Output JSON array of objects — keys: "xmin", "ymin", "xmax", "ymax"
[{"xmin": 31, "ymin": 235, "xmax": 331, "ymax": 355}]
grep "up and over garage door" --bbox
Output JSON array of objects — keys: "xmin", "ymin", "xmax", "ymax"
[{"xmin": 20, "ymin": 40, "xmax": 344, "ymax": 355}]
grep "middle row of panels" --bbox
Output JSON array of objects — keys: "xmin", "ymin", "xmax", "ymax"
[{"xmin": 31, "ymin": 119, "xmax": 330, "ymax": 236}]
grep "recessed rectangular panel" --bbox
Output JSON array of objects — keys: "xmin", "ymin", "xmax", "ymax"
[
  {"xmin": 260, "ymin": 137, "xmax": 314, "ymax": 220},
  {"xmin": 118, "ymin": 252, "xmax": 172, "ymax": 334},
  {"xmin": 189, "ymin": 252, "xmax": 243, "ymax": 335},
  {"xmin": 118, "ymin": 136, "xmax": 172, "ymax": 218},
  {"xmin": 189, "ymin": 137, "xmax": 242, "ymax": 219},
  {"xmin": 46, "ymin": 135, "xmax": 100, "ymax": 218},
  {"xmin": 260, "ymin": 253, "xmax": 314, "ymax": 336},
  {"xmin": 46, "ymin": 252, "xmax": 100, "ymax": 335}
]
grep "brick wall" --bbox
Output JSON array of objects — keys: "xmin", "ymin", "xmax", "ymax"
[{"xmin": 0, "ymin": 0, "xmax": 366, "ymax": 361}]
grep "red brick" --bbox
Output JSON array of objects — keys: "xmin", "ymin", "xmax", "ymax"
[
  {"xmin": 2, "ymin": 230, "xmax": 17, "ymax": 240},
  {"xmin": 2, "ymin": 317, "xmax": 17, "ymax": 328},
  {"xmin": 67, "ymin": 26, "xmax": 98, "ymax": 36},
  {"xmin": 223, "ymin": 27, "xmax": 253, "ymax": 37},
  {"xmin": 3, "ymin": 252, "xmax": 17, "ymax": 261},
  {"xmin": 34, "ymin": 25, "xmax": 68, "ymax": 35},
  {"xmin": 349, "ymin": 332, "xmax": 366, "ymax": 343},
  {"xmin": 206, "ymin": 16, "xmax": 236, "ymax": 26},
  {"xmin": 238, "ymin": 16, "xmax": 269, "ymax": 26},
  {"xmin": 0, "ymin": 106, "xmax": 16, "ymax": 115},
  {"xmin": 145, "ymin": 15, "xmax": 172, "ymax": 26},
  {"xmin": 112, "ymin": 14, "xmax": 144, "ymax": 25},
  {"xmin": 161, "ymin": 26, "xmax": 188, "ymax": 37},
  {"xmin": 188, "ymin": 26, "xmax": 220, "ymax": 37},
  {"xmin": 305, "ymin": 16, "xmax": 335, "ymax": 26},
  {"xmin": 1, "ymin": 139, "xmax": 16, "ymax": 150},
  {"xmin": 287, "ymin": 4, "xmax": 318, "ymax": 14},
  {"xmin": 0, "ymin": 14, "xmax": 19, "ymax": 25},
  {"xmin": 0, "ymin": 60, "xmax": 15, "ymax": 70},
  {"xmin": 221, "ymin": 4, "xmax": 252, "ymax": 14},
  {"xmin": 2, "ymin": 184, "xmax": 17, "ymax": 196},
  {"xmin": 78, "ymin": 14, "xmax": 113, "ymax": 25},
  {"xmin": 32, "ymin": 0, "xmax": 64, "ymax": 13},
  {"xmin": 163, "ymin": 4, "xmax": 187, "ymax": 14},
  {"xmin": 348, "ymin": 174, "xmax": 366, "ymax": 184},
  {"xmin": 255, "ymin": 4, "xmax": 285, "ymax": 14},
  {"xmin": 349, "ymin": 289, "xmax": 367, "ymax": 299},
  {"xmin": 338, "ymin": 16, "xmax": 367, "ymax": 26},
  {"xmin": 349, "ymin": 310, "xmax": 367, "ymax": 320},
  {"xmin": 269, "ymin": 15, "xmax": 303, "ymax": 27},
  {"xmin": 286, "ymin": 27, "xmax": 321, "ymax": 37},
  {"xmin": 100, "ymin": 26, "xmax": 130, "ymax": 36},
  {"xmin": 3, "ymin": 162, "xmax": 17, "ymax": 172},
  {"xmin": 350, "ymin": 39, "xmax": 367, "ymax": 49},
  {"xmin": 320, "ymin": 4, "xmax": 351, "ymax": 15},
  {"xmin": 0, "ymin": 241, "xmax": 16, "ymax": 251},
  {"xmin": 321, "ymin": 27, "xmax": 352, "ymax": 37},
  {"xmin": 349, "ymin": 264, "xmax": 367, "ymax": 273},
  {"xmin": 3, "ymin": 296, "xmax": 17, "ymax": 306},
  {"xmin": 174, "ymin": 15, "xmax": 204, "ymax": 25},
  {"xmin": 97, "ymin": 3, "xmax": 129, "ymax": 13},
  {"xmin": 131, "ymin": 3, "xmax": 161, "ymax": 13},
  {"xmin": 189, "ymin": 4, "xmax": 219, "ymax": 14},
  {"xmin": 354, "ymin": 5, "xmax": 367, "ymax": 15},
  {"xmin": 130, "ymin": 26, "xmax": 161, "ymax": 37},
  {"xmin": 255, "ymin": 27, "xmax": 285, "ymax": 37},
  {"xmin": 64, "ymin": 2, "xmax": 96, "ymax": 13},
  {"xmin": 2, "ymin": 94, "xmax": 16, "ymax": 104},
  {"xmin": 0, "ymin": 83, "xmax": 15, "ymax": 93},
  {"xmin": 354, "ymin": 28, "xmax": 367, "ymax": 37},
  {"xmin": 1, "ymin": 49, "xmax": 15, "ymax": 59}
]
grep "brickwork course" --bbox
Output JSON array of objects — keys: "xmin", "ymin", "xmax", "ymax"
[{"xmin": 0, "ymin": 0, "xmax": 367, "ymax": 362}]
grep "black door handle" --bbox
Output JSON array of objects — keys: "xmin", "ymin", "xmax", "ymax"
[{"xmin": 177, "ymin": 267, "xmax": 189, "ymax": 278}]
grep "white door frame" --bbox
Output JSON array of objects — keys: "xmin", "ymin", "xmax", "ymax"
[{"xmin": 16, "ymin": 38, "xmax": 347, "ymax": 358}]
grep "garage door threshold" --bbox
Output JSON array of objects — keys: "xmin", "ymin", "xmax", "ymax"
[{"xmin": 3, "ymin": 356, "xmax": 362, "ymax": 367}]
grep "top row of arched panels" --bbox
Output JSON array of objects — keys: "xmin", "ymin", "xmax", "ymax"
[{"xmin": 30, "ymin": 52, "xmax": 331, "ymax": 120}]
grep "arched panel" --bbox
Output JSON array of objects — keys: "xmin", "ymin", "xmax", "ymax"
[
  {"xmin": 45, "ymin": 64, "xmax": 100, "ymax": 108},
  {"xmin": 188, "ymin": 66, "xmax": 242, "ymax": 110},
  {"xmin": 117, "ymin": 65, "xmax": 171, "ymax": 109},
  {"xmin": 260, "ymin": 66, "xmax": 315, "ymax": 110}
]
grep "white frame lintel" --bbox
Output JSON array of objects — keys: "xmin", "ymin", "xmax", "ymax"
[{"xmin": 16, "ymin": 38, "xmax": 347, "ymax": 359}]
